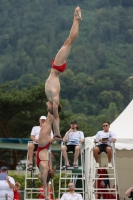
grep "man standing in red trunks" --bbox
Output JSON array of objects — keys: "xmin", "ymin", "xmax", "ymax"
[{"xmin": 36, "ymin": 102, "xmax": 59, "ymax": 200}]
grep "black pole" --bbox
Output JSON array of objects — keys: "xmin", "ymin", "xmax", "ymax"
[{"xmin": 5, "ymin": 194, "xmax": 8, "ymax": 200}]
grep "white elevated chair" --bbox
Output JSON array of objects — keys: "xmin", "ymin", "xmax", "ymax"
[
  {"xmin": 88, "ymin": 142, "xmax": 119, "ymax": 200},
  {"xmin": 58, "ymin": 142, "xmax": 86, "ymax": 200}
]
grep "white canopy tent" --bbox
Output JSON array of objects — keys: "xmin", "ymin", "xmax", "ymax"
[{"xmin": 85, "ymin": 99, "xmax": 133, "ymax": 199}]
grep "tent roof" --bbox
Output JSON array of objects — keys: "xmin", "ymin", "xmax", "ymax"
[
  {"xmin": 109, "ymin": 99, "xmax": 133, "ymax": 149},
  {"xmin": 110, "ymin": 99, "xmax": 133, "ymax": 139}
]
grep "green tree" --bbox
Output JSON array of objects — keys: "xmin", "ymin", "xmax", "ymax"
[{"xmin": 0, "ymin": 82, "xmax": 71, "ymax": 169}]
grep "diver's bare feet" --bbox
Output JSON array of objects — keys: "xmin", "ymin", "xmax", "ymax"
[{"xmin": 74, "ymin": 6, "xmax": 82, "ymax": 20}]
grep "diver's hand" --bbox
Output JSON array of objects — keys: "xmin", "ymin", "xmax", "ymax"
[{"xmin": 53, "ymin": 134, "xmax": 62, "ymax": 140}]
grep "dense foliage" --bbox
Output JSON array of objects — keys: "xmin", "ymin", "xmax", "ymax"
[
  {"xmin": 0, "ymin": 0, "xmax": 133, "ymax": 168},
  {"xmin": 0, "ymin": 83, "xmax": 70, "ymax": 138},
  {"xmin": 0, "ymin": 0, "xmax": 133, "ymax": 117},
  {"xmin": 0, "ymin": 83, "xmax": 71, "ymax": 169}
]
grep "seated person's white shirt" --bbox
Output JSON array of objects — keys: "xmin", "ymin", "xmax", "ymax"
[
  {"xmin": 96, "ymin": 130, "xmax": 116, "ymax": 146},
  {"xmin": 0, "ymin": 176, "xmax": 15, "ymax": 200},
  {"xmin": 65, "ymin": 131, "xmax": 84, "ymax": 145},
  {"xmin": 31, "ymin": 126, "xmax": 53, "ymax": 144},
  {"xmin": 60, "ymin": 192, "xmax": 83, "ymax": 200}
]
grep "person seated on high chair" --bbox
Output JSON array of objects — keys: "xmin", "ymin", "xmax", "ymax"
[
  {"xmin": 27, "ymin": 115, "xmax": 54, "ymax": 171},
  {"xmin": 61, "ymin": 120, "xmax": 84, "ymax": 169},
  {"xmin": 93, "ymin": 121, "xmax": 116, "ymax": 168}
]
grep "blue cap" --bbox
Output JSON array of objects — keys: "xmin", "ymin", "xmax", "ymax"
[{"xmin": 0, "ymin": 166, "xmax": 8, "ymax": 171}]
